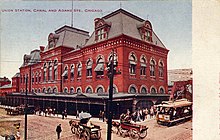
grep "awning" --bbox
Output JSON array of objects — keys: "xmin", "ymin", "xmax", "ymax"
[
  {"xmin": 129, "ymin": 61, "xmax": 137, "ymax": 65},
  {"xmin": 77, "ymin": 67, "xmax": 82, "ymax": 72},
  {"xmin": 94, "ymin": 63, "xmax": 104, "ymax": 72},
  {"xmin": 62, "ymin": 70, "xmax": 68, "ymax": 77},
  {"xmin": 87, "ymin": 65, "xmax": 92, "ymax": 69},
  {"xmin": 141, "ymin": 63, "xmax": 147, "ymax": 67}
]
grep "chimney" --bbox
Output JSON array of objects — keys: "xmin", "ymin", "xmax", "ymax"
[{"xmin": 40, "ymin": 46, "xmax": 45, "ymax": 52}]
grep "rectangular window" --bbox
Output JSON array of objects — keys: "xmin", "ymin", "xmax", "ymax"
[
  {"xmin": 140, "ymin": 67, "xmax": 146, "ymax": 75},
  {"xmin": 130, "ymin": 64, "xmax": 136, "ymax": 74}
]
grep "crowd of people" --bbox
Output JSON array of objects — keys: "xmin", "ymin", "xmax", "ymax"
[{"xmin": 123, "ymin": 107, "xmax": 157, "ymax": 122}]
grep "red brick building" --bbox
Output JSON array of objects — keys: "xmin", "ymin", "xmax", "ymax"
[
  {"xmin": 0, "ymin": 77, "xmax": 11, "ymax": 87},
  {"xmin": 5, "ymin": 9, "xmax": 169, "ymax": 116}
]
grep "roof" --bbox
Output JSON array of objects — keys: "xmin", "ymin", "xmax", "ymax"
[
  {"xmin": 85, "ymin": 8, "xmax": 166, "ymax": 49},
  {"xmin": 12, "ymin": 73, "xmax": 20, "ymax": 78},
  {"xmin": 9, "ymin": 92, "xmax": 169, "ymax": 99},
  {"xmin": 0, "ymin": 84, "xmax": 12, "ymax": 89},
  {"xmin": 21, "ymin": 49, "xmax": 40, "ymax": 67},
  {"xmin": 168, "ymin": 68, "xmax": 193, "ymax": 86},
  {"xmin": 157, "ymin": 99, "xmax": 192, "ymax": 108},
  {"xmin": 0, "ymin": 77, "xmax": 10, "ymax": 82},
  {"xmin": 45, "ymin": 25, "xmax": 89, "ymax": 51}
]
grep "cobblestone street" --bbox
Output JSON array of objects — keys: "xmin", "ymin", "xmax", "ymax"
[{"xmin": 0, "ymin": 108, "xmax": 192, "ymax": 140}]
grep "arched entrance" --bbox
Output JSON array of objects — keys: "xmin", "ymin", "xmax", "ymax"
[{"xmin": 136, "ymin": 100, "xmax": 154, "ymax": 110}]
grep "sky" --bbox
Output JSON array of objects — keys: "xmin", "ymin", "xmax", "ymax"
[{"xmin": 0, "ymin": 0, "xmax": 192, "ymax": 80}]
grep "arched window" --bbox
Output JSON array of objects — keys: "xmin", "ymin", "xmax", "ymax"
[
  {"xmin": 64, "ymin": 87, "xmax": 68, "ymax": 93},
  {"xmin": 77, "ymin": 62, "xmax": 82, "ymax": 77},
  {"xmin": 42, "ymin": 88, "xmax": 46, "ymax": 93},
  {"xmin": 32, "ymin": 73, "xmax": 35, "ymax": 84},
  {"xmin": 47, "ymin": 87, "xmax": 51, "ymax": 93},
  {"xmin": 130, "ymin": 87, "xmax": 136, "ymax": 94},
  {"xmin": 108, "ymin": 52, "xmax": 118, "ymax": 66},
  {"xmin": 35, "ymin": 72, "xmax": 38, "ymax": 83},
  {"xmin": 53, "ymin": 87, "xmax": 58, "ymax": 93},
  {"xmin": 150, "ymin": 59, "xmax": 156, "ymax": 76},
  {"xmin": 97, "ymin": 87, "xmax": 104, "ymax": 93},
  {"xmin": 129, "ymin": 85, "xmax": 137, "ymax": 94},
  {"xmin": 38, "ymin": 88, "xmax": 41, "ymax": 93},
  {"xmin": 70, "ymin": 87, "xmax": 74, "ymax": 93},
  {"xmin": 140, "ymin": 55, "xmax": 147, "ymax": 76},
  {"xmin": 86, "ymin": 59, "xmax": 93, "ymax": 77},
  {"xmin": 62, "ymin": 66, "xmax": 68, "ymax": 80},
  {"xmin": 54, "ymin": 60, "xmax": 58, "ymax": 80},
  {"xmin": 38, "ymin": 72, "xmax": 41, "ymax": 83},
  {"xmin": 94, "ymin": 55, "xmax": 104, "ymax": 77},
  {"xmin": 150, "ymin": 87, "xmax": 157, "ymax": 94},
  {"xmin": 31, "ymin": 89, "xmax": 34, "ymax": 93},
  {"xmin": 159, "ymin": 61, "xmax": 164, "ymax": 77},
  {"xmin": 48, "ymin": 62, "xmax": 52, "ymax": 81},
  {"xmin": 86, "ymin": 86, "xmax": 93, "ymax": 93},
  {"xmin": 76, "ymin": 87, "xmax": 82, "ymax": 93},
  {"xmin": 159, "ymin": 87, "xmax": 165, "ymax": 94},
  {"xmin": 70, "ymin": 64, "xmax": 75, "ymax": 80},
  {"xmin": 129, "ymin": 53, "xmax": 137, "ymax": 74},
  {"xmin": 43, "ymin": 63, "xmax": 47, "ymax": 82},
  {"xmin": 140, "ymin": 86, "xmax": 147, "ymax": 94}
]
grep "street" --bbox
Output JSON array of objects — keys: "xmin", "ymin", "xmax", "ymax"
[{"xmin": 0, "ymin": 108, "xmax": 192, "ymax": 140}]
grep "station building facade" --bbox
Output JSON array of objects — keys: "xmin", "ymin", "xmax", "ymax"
[{"xmin": 4, "ymin": 9, "xmax": 169, "ymax": 117}]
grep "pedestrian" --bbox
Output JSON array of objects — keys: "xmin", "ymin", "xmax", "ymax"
[
  {"xmin": 76, "ymin": 110, "xmax": 79, "ymax": 119},
  {"xmin": 64, "ymin": 109, "xmax": 67, "ymax": 119},
  {"xmin": 99, "ymin": 110, "xmax": 102, "ymax": 120},
  {"xmin": 61, "ymin": 111, "xmax": 65, "ymax": 119},
  {"xmin": 102, "ymin": 111, "xmax": 105, "ymax": 122},
  {"xmin": 56, "ymin": 124, "xmax": 62, "ymax": 139}
]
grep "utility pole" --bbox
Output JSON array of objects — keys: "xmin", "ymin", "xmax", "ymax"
[
  {"xmin": 24, "ymin": 75, "xmax": 28, "ymax": 140},
  {"xmin": 107, "ymin": 49, "xmax": 114, "ymax": 140}
]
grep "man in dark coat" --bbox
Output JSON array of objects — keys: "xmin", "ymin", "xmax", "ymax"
[{"xmin": 56, "ymin": 124, "xmax": 62, "ymax": 139}]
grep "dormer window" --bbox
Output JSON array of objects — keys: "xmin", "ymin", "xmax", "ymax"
[
  {"xmin": 48, "ymin": 33, "xmax": 59, "ymax": 49},
  {"xmin": 138, "ymin": 20, "xmax": 153, "ymax": 42},
  {"xmin": 94, "ymin": 18, "xmax": 111, "ymax": 42},
  {"xmin": 145, "ymin": 30, "xmax": 151, "ymax": 41},
  {"xmin": 97, "ymin": 29, "xmax": 104, "ymax": 40}
]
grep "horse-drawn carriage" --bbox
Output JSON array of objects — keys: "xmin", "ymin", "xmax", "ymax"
[
  {"xmin": 69, "ymin": 112, "xmax": 101, "ymax": 140},
  {"xmin": 112, "ymin": 114, "xmax": 148, "ymax": 140}
]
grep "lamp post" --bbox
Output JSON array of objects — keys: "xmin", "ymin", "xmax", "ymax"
[{"xmin": 107, "ymin": 49, "xmax": 114, "ymax": 140}]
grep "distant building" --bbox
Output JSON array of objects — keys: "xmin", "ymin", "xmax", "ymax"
[
  {"xmin": 0, "ymin": 77, "xmax": 11, "ymax": 87},
  {"xmin": 3, "ymin": 9, "xmax": 169, "ymax": 117},
  {"xmin": 0, "ymin": 74, "xmax": 20, "ymax": 96},
  {"xmin": 168, "ymin": 69, "xmax": 193, "ymax": 101}
]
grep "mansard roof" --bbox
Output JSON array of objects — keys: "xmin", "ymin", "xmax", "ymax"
[
  {"xmin": 44, "ymin": 25, "xmax": 89, "ymax": 51},
  {"xmin": 85, "ymin": 8, "xmax": 166, "ymax": 49},
  {"xmin": 21, "ymin": 49, "xmax": 40, "ymax": 67}
]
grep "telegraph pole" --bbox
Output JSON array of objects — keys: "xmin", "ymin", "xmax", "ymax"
[
  {"xmin": 107, "ymin": 49, "xmax": 114, "ymax": 140},
  {"xmin": 24, "ymin": 75, "xmax": 28, "ymax": 140}
]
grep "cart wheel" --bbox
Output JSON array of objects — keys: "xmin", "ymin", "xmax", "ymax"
[
  {"xmin": 129, "ymin": 128, "xmax": 140, "ymax": 140},
  {"xmin": 75, "ymin": 127, "xmax": 81, "ymax": 137},
  {"xmin": 96, "ymin": 130, "xmax": 101, "ymax": 139},
  {"xmin": 139, "ymin": 130, "xmax": 147, "ymax": 139},
  {"xmin": 71, "ymin": 126, "xmax": 75, "ymax": 134},
  {"xmin": 81, "ymin": 131, "xmax": 90, "ymax": 140}
]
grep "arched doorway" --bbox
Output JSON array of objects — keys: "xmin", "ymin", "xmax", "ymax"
[{"xmin": 136, "ymin": 100, "xmax": 154, "ymax": 110}]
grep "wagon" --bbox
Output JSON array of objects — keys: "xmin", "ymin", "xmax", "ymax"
[
  {"xmin": 69, "ymin": 112, "xmax": 101, "ymax": 140},
  {"xmin": 119, "ymin": 122, "xmax": 148, "ymax": 140}
]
